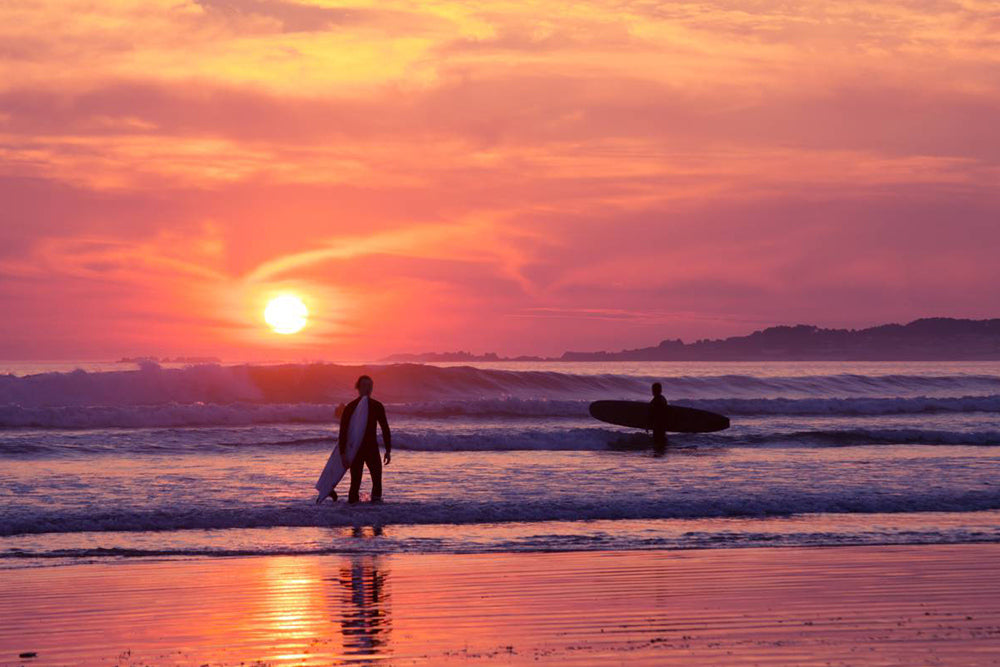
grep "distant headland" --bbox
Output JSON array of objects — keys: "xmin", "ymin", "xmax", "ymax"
[{"xmin": 381, "ymin": 318, "xmax": 1000, "ymax": 362}]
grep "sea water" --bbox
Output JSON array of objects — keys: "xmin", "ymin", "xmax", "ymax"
[{"xmin": 1, "ymin": 361, "xmax": 998, "ymax": 567}]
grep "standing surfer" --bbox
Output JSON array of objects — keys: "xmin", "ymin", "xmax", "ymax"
[
  {"xmin": 315, "ymin": 375, "xmax": 392, "ymax": 504},
  {"xmin": 649, "ymin": 382, "xmax": 669, "ymax": 450}
]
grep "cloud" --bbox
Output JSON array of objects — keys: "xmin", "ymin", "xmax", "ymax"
[
  {"xmin": 1, "ymin": 0, "xmax": 999, "ymax": 358},
  {"xmin": 194, "ymin": 0, "xmax": 381, "ymax": 33}
]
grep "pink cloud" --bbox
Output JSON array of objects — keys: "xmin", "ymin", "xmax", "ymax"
[{"xmin": 1, "ymin": 0, "xmax": 998, "ymax": 359}]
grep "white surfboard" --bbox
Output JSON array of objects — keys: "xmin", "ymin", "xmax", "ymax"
[{"xmin": 315, "ymin": 397, "xmax": 368, "ymax": 502}]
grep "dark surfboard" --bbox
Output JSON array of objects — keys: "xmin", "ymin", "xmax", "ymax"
[{"xmin": 589, "ymin": 400, "xmax": 730, "ymax": 433}]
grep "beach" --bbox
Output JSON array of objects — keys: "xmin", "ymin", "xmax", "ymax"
[
  {"xmin": 6, "ymin": 0, "xmax": 1000, "ymax": 660},
  {"xmin": 2, "ymin": 544, "xmax": 999, "ymax": 665},
  {"xmin": 3, "ymin": 360, "xmax": 1000, "ymax": 664}
]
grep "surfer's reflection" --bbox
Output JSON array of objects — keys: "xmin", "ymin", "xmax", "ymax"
[{"xmin": 335, "ymin": 556, "xmax": 391, "ymax": 662}]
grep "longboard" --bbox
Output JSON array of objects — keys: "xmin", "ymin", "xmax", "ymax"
[
  {"xmin": 315, "ymin": 437, "xmax": 362, "ymax": 501},
  {"xmin": 589, "ymin": 400, "xmax": 729, "ymax": 433}
]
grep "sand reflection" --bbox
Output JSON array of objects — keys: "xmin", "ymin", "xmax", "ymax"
[
  {"xmin": 3, "ymin": 546, "xmax": 1000, "ymax": 665},
  {"xmin": 313, "ymin": 525, "xmax": 392, "ymax": 662},
  {"xmin": 331, "ymin": 554, "xmax": 391, "ymax": 662}
]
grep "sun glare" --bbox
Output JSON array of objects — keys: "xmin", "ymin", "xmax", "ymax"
[{"xmin": 264, "ymin": 295, "xmax": 308, "ymax": 334}]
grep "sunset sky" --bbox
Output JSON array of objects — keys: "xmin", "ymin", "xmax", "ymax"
[{"xmin": 2, "ymin": 0, "xmax": 998, "ymax": 360}]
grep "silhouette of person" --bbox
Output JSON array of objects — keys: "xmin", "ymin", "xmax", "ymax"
[
  {"xmin": 339, "ymin": 375, "xmax": 391, "ymax": 503},
  {"xmin": 649, "ymin": 382, "xmax": 669, "ymax": 450}
]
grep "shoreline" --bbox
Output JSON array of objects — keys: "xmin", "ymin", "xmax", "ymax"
[
  {"xmin": 5, "ymin": 510, "xmax": 1000, "ymax": 568},
  {"xmin": 3, "ymin": 544, "xmax": 999, "ymax": 665}
]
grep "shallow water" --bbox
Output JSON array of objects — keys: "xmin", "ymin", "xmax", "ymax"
[{"xmin": 1, "ymin": 361, "xmax": 998, "ymax": 566}]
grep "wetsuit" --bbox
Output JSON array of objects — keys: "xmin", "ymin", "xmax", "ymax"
[
  {"xmin": 650, "ymin": 394, "xmax": 669, "ymax": 447},
  {"xmin": 339, "ymin": 397, "xmax": 391, "ymax": 502}
]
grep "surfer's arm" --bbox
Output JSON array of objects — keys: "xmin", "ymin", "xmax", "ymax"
[{"xmin": 377, "ymin": 404, "xmax": 391, "ymax": 453}]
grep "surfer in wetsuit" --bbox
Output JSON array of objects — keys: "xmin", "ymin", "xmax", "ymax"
[
  {"xmin": 339, "ymin": 375, "xmax": 392, "ymax": 503},
  {"xmin": 649, "ymin": 382, "xmax": 669, "ymax": 450}
]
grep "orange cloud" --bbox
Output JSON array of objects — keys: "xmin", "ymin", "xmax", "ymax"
[{"xmin": 1, "ymin": 0, "xmax": 998, "ymax": 358}]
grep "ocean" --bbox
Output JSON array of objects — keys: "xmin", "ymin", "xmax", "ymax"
[{"xmin": 2, "ymin": 361, "xmax": 999, "ymax": 567}]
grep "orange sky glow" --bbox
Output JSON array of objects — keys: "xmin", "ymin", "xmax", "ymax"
[{"xmin": 1, "ymin": 0, "xmax": 998, "ymax": 360}]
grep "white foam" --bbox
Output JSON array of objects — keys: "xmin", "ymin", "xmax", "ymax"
[
  {"xmin": 3, "ymin": 394, "xmax": 1000, "ymax": 430},
  {"xmin": 5, "ymin": 491, "xmax": 1000, "ymax": 537}
]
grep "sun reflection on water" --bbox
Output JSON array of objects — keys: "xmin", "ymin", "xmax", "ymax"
[{"xmin": 258, "ymin": 528, "xmax": 393, "ymax": 664}]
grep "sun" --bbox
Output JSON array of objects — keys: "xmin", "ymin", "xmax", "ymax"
[{"xmin": 264, "ymin": 295, "xmax": 308, "ymax": 334}]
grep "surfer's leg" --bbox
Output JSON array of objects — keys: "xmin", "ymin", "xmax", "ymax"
[
  {"xmin": 348, "ymin": 454, "xmax": 365, "ymax": 503},
  {"xmin": 367, "ymin": 448, "xmax": 383, "ymax": 501},
  {"xmin": 652, "ymin": 428, "xmax": 668, "ymax": 455}
]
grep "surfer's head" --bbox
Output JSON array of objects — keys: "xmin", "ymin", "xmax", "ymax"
[
  {"xmin": 355, "ymin": 375, "xmax": 374, "ymax": 396},
  {"xmin": 651, "ymin": 382, "xmax": 662, "ymax": 396}
]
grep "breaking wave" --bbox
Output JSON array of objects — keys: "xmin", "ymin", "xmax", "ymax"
[
  {"xmin": 2, "ymin": 395, "xmax": 999, "ymax": 429},
  {"xmin": 2, "ymin": 424, "xmax": 997, "ymax": 457},
  {"xmin": 5, "ymin": 490, "xmax": 1000, "ymax": 537},
  {"xmin": 4, "ymin": 362, "xmax": 1000, "ymax": 409}
]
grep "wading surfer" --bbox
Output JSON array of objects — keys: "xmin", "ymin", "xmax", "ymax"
[
  {"xmin": 649, "ymin": 382, "xmax": 668, "ymax": 450},
  {"xmin": 315, "ymin": 375, "xmax": 391, "ymax": 504}
]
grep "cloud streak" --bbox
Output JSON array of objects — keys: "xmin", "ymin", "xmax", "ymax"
[{"xmin": 1, "ymin": 0, "xmax": 998, "ymax": 358}]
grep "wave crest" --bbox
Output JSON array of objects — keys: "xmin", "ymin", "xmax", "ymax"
[
  {"xmin": 5, "ymin": 491, "xmax": 1000, "ymax": 537},
  {"xmin": 4, "ymin": 363, "xmax": 1000, "ymax": 408},
  {"xmin": 3, "ymin": 394, "xmax": 1000, "ymax": 429}
]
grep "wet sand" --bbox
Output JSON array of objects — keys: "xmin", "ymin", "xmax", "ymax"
[{"xmin": 2, "ymin": 544, "xmax": 999, "ymax": 665}]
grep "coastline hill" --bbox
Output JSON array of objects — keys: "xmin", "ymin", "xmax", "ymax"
[
  {"xmin": 562, "ymin": 318, "xmax": 1000, "ymax": 361},
  {"xmin": 383, "ymin": 318, "xmax": 1000, "ymax": 362}
]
